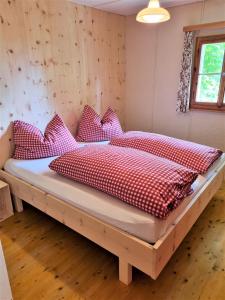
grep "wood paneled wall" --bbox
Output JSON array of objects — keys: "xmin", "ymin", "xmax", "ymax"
[{"xmin": 0, "ymin": 0, "xmax": 125, "ymax": 167}]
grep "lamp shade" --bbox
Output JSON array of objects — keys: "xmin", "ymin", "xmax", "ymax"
[{"xmin": 136, "ymin": 0, "xmax": 171, "ymax": 24}]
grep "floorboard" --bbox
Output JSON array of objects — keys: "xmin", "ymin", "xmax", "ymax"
[{"xmin": 1, "ymin": 183, "xmax": 225, "ymax": 300}]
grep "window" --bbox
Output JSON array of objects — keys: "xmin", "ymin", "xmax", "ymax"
[{"xmin": 190, "ymin": 34, "xmax": 225, "ymax": 111}]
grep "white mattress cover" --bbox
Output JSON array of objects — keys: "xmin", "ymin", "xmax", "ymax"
[{"xmin": 4, "ymin": 144, "xmax": 225, "ymax": 243}]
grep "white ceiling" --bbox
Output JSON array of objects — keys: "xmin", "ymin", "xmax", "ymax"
[{"xmin": 70, "ymin": 0, "xmax": 202, "ymax": 16}]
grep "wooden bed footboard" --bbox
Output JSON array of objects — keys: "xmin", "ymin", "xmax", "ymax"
[{"xmin": 0, "ymin": 162, "xmax": 224, "ymax": 285}]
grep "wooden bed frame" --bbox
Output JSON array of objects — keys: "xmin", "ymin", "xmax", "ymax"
[{"xmin": 0, "ymin": 162, "xmax": 225, "ymax": 285}]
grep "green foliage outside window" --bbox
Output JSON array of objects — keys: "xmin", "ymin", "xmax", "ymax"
[{"xmin": 197, "ymin": 42, "xmax": 225, "ymax": 103}]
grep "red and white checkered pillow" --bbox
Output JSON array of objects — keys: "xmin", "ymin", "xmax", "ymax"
[
  {"xmin": 13, "ymin": 115, "xmax": 79, "ymax": 159},
  {"xmin": 76, "ymin": 105, "xmax": 123, "ymax": 142},
  {"xmin": 49, "ymin": 145, "xmax": 197, "ymax": 219},
  {"xmin": 110, "ymin": 131, "xmax": 223, "ymax": 174}
]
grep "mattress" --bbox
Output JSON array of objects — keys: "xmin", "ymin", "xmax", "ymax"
[{"xmin": 4, "ymin": 144, "xmax": 225, "ymax": 243}]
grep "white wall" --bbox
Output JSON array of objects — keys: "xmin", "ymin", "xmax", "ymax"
[{"xmin": 125, "ymin": 0, "xmax": 225, "ymax": 150}]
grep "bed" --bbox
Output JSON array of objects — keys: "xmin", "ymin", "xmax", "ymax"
[{"xmin": 0, "ymin": 142, "xmax": 225, "ymax": 285}]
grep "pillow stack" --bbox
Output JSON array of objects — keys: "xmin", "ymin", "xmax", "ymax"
[
  {"xmin": 13, "ymin": 106, "xmax": 123, "ymax": 159},
  {"xmin": 13, "ymin": 115, "xmax": 79, "ymax": 159},
  {"xmin": 76, "ymin": 105, "xmax": 123, "ymax": 142}
]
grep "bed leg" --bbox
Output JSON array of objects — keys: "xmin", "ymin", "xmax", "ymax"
[
  {"xmin": 119, "ymin": 258, "xmax": 132, "ymax": 285},
  {"xmin": 13, "ymin": 196, "xmax": 24, "ymax": 212}
]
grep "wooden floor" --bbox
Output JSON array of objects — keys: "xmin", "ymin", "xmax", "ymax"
[{"xmin": 1, "ymin": 185, "xmax": 225, "ymax": 300}]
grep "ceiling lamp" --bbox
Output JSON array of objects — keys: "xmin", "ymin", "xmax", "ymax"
[{"xmin": 136, "ymin": 0, "xmax": 171, "ymax": 24}]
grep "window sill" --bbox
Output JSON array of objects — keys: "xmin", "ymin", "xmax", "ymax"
[{"xmin": 189, "ymin": 105, "xmax": 225, "ymax": 112}]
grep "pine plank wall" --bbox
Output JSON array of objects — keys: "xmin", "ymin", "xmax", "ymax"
[{"xmin": 0, "ymin": 0, "xmax": 126, "ymax": 167}]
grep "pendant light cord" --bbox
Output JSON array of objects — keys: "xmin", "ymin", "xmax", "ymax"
[{"xmin": 200, "ymin": 0, "xmax": 206, "ymax": 24}]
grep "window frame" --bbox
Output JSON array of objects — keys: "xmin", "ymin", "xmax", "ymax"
[{"xmin": 190, "ymin": 34, "xmax": 225, "ymax": 112}]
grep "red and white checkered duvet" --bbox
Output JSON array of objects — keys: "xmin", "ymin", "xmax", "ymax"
[
  {"xmin": 49, "ymin": 145, "xmax": 198, "ymax": 219},
  {"xmin": 110, "ymin": 131, "xmax": 222, "ymax": 174}
]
